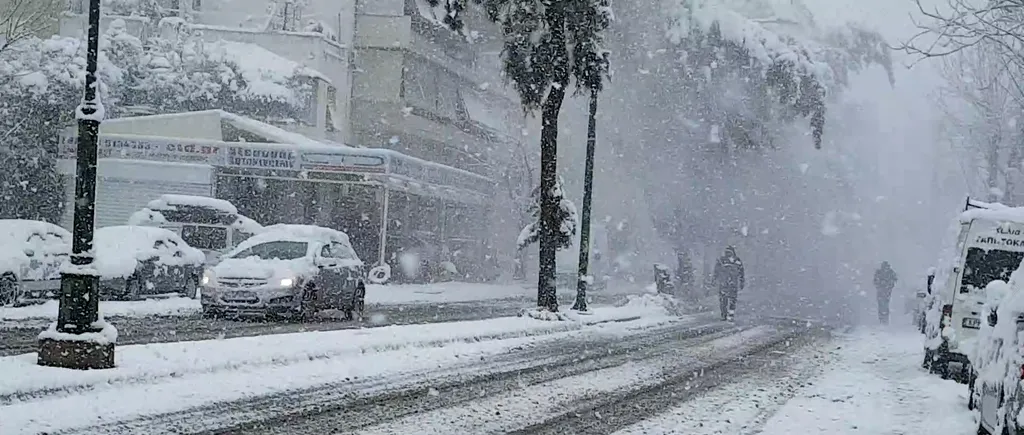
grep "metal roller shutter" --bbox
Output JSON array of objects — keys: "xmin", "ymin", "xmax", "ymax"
[{"xmin": 93, "ymin": 160, "xmax": 214, "ymax": 228}]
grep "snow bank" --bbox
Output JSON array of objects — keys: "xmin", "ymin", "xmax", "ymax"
[
  {"xmin": 0, "ymin": 297, "xmax": 200, "ymax": 321},
  {"xmin": 0, "ymin": 312, "xmax": 665, "ymax": 398}
]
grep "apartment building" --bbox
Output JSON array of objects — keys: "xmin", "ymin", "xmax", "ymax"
[{"xmin": 59, "ymin": 0, "xmax": 525, "ymax": 178}]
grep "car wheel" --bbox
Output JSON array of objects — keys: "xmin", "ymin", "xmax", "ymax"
[
  {"xmin": 346, "ymin": 284, "xmax": 366, "ymax": 322},
  {"xmin": 300, "ymin": 283, "xmax": 317, "ymax": 322},
  {"xmin": 122, "ymin": 277, "xmax": 143, "ymax": 301},
  {"xmin": 183, "ymin": 276, "xmax": 199, "ymax": 299},
  {"xmin": 0, "ymin": 273, "xmax": 19, "ymax": 307},
  {"xmin": 969, "ymin": 374, "xmax": 977, "ymax": 410}
]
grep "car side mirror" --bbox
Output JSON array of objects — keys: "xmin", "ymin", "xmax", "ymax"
[
  {"xmin": 314, "ymin": 256, "xmax": 335, "ymax": 268},
  {"xmin": 23, "ymin": 249, "xmax": 35, "ymax": 257}
]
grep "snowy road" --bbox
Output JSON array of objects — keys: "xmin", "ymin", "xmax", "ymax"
[{"xmin": 101, "ymin": 319, "xmax": 819, "ymax": 435}]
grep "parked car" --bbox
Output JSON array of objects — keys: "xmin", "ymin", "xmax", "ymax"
[
  {"xmin": 128, "ymin": 194, "xmax": 264, "ymax": 266},
  {"xmin": 969, "ymin": 276, "xmax": 1024, "ymax": 435},
  {"xmin": 0, "ymin": 220, "xmax": 70, "ymax": 306},
  {"xmin": 94, "ymin": 225, "xmax": 206, "ymax": 300},
  {"xmin": 926, "ymin": 202, "xmax": 1024, "ymax": 382},
  {"xmin": 200, "ymin": 224, "xmax": 367, "ymax": 321}
]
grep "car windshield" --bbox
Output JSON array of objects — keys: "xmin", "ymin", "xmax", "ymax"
[
  {"xmin": 181, "ymin": 225, "xmax": 228, "ymax": 251},
  {"xmin": 231, "ymin": 241, "xmax": 309, "ymax": 260},
  {"xmin": 960, "ymin": 247, "xmax": 1024, "ymax": 293}
]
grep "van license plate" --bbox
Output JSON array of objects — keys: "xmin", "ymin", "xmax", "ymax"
[{"xmin": 963, "ymin": 318, "xmax": 981, "ymax": 329}]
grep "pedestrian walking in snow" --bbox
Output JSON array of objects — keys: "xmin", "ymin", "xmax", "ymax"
[
  {"xmin": 713, "ymin": 246, "xmax": 745, "ymax": 322},
  {"xmin": 874, "ymin": 261, "xmax": 898, "ymax": 325}
]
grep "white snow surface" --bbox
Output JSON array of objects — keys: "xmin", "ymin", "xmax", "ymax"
[
  {"xmin": 145, "ymin": 194, "xmax": 238, "ymax": 214},
  {"xmin": 37, "ymin": 319, "xmax": 118, "ymax": 345},
  {"xmin": 0, "ymin": 312, "xmax": 683, "ymax": 434},
  {"xmin": 0, "ymin": 282, "xmax": 653, "ymax": 321},
  {"xmin": 203, "ymin": 39, "xmax": 328, "ymax": 104},
  {"xmin": 229, "ymin": 224, "xmax": 353, "ymax": 255},
  {"xmin": 759, "ymin": 328, "xmax": 975, "ymax": 435},
  {"xmin": 0, "ymin": 219, "xmax": 70, "ymax": 278}
]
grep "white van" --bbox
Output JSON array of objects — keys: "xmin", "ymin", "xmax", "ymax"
[
  {"xmin": 931, "ymin": 201, "xmax": 1024, "ymax": 379},
  {"xmin": 128, "ymin": 195, "xmax": 264, "ymax": 265}
]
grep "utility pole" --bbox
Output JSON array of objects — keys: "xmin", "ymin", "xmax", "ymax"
[
  {"xmin": 38, "ymin": 0, "xmax": 116, "ymax": 370},
  {"xmin": 573, "ymin": 91, "xmax": 599, "ymax": 312}
]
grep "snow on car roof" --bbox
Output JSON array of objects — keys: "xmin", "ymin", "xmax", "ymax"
[
  {"xmin": 93, "ymin": 226, "xmax": 205, "ymax": 278},
  {"xmin": 0, "ymin": 219, "xmax": 70, "ymax": 242},
  {"xmin": 232, "ymin": 224, "xmax": 352, "ymax": 252},
  {"xmin": 145, "ymin": 194, "xmax": 239, "ymax": 214},
  {"xmin": 961, "ymin": 205, "xmax": 1024, "ymax": 224}
]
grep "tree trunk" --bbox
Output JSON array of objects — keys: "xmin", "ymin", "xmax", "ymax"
[{"xmin": 537, "ymin": 83, "xmax": 567, "ymax": 312}]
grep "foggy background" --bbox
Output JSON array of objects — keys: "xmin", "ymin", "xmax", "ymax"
[{"xmin": 520, "ymin": 0, "xmax": 968, "ymax": 325}]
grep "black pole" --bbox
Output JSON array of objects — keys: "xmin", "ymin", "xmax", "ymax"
[
  {"xmin": 573, "ymin": 91, "xmax": 598, "ymax": 312},
  {"xmin": 38, "ymin": 0, "xmax": 113, "ymax": 370},
  {"xmin": 59, "ymin": 0, "xmax": 103, "ymax": 335}
]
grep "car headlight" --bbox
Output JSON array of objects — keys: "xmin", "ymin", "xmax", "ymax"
[
  {"xmin": 202, "ymin": 270, "xmax": 214, "ymax": 285},
  {"xmin": 279, "ymin": 277, "xmax": 295, "ymax": 287}
]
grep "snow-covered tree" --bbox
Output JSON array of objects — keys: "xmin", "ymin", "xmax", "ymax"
[
  {"xmin": 0, "ymin": 34, "xmax": 125, "ymax": 222},
  {"xmin": 664, "ymin": 0, "xmax": 892, "ymax": 151},
  {"xmin": 936, "ymin": 40, "xmax": 1024, "ymax": 204},
  {"xmin": 517, "ymin": 176, "xmax": 578, "ymax": 251},
  {"xmin": 427, "ymin": 0, "xmax": 611, "ymax": 312}
]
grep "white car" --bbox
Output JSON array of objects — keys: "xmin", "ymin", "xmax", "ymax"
[
  {"xmin": 970, "ymin": 277, "xmax": 1024, "ymax": 435},
  {"xmin": 0, "ymin": 220, "xmax": 71, "ymax": 306},
  {"xmin": 94, "ymin": 225, "xmax": 206, "ymax": 300},
  {"xmin": 201, "ymin": 224, "xmax": 367, "ymax": 321}
]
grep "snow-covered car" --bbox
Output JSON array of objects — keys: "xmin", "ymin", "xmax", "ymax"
[
  {"xmin": 200, "ymin": 224, "xmax": 367, "ymax": 320},
  {"xmin": 0, "ymin": 220, "xmax": 71, "ymax": 306},
  {"xmin": 128, "ymin": 194, "xmax": 264, "ymax": 265},
  {"xmin": 94, "ymin": 226, "xmax": 206, "ymax": 300},
  {"xmin": 969, "ymin": 276, "xmax": 1024, "ymax": 435}
]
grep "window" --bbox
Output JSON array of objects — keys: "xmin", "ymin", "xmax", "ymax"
[
  {"xmin": 193, "ymin": 0, "xmax": 202, "ymax": 10},
  {"xmin": 181, "ymin": 225, "xmax": 229, "ymax": 251},
  {"xmin": 960, "ymin": 247, "xmax": 1024, "ymax": 293},
  {"xmin": 326, "ymin": 85, "xmax": 338, "ymax": 132},
  {"xmin": 232, "ymin": 241, "xmax": 309, "ymax": 260}
]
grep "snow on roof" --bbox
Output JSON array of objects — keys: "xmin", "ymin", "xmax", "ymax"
[
  {"xmin": 232, "ymin": 224, "xmax": 352, "ymax": 254},
  {"xmin": 93, "ymin": 225, "xmax": 205, "ymax": 278},
  {"xmin": 146, "ymin": 194, "xmax": 238, "ymax": 214},
  {"xmin": 203, "ymin": 39, "xmax": 330, "ymax": 104},
  {"xmin": 961, "ymin": 207, "xmax": 1024, "ymax": 224},
  {"xmin": 667, "ymin": 2, "xmax": 833, "ymax": 84},
  {"xmin": 217, "ymin": 110, "xmax": 346, "ymax": 150}
]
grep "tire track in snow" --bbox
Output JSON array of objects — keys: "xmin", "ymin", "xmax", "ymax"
[
  {"xmin": 506, "ymin": 328, "xmax": 827, "ymax": 435},
  {"xmin": 53, "ymin": 318, "xmax": 731, "ymax": 435}
]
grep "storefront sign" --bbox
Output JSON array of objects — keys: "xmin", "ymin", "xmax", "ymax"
[
  {"xmin": 227, "ymin": 146, "xmax": 296, "ymax": 169},
  {"xmin": 58, "ymin": 134, "xmax": 223, "ymax": 164},
  {"xmin": 299, "ymin": 152, "xmax": 386, "ymax": 173}
]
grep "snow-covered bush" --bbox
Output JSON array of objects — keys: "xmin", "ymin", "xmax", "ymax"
[{"xmin": 517, "ymin": 176, "xmax": 578, "ymax": 251}]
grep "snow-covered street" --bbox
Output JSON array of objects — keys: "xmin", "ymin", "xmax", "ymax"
[{"xmin": 615, "ymin": 327, "xmax": 978, "ymax": 435}]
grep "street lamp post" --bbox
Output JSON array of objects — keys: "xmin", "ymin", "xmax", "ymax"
[
  {"xmin": 37, "ymin": 0, "xmax": 115, "ymax": 370},
  {"xmin": 572, "ymin": 91, "xmax": 599, "ymax": 313}
]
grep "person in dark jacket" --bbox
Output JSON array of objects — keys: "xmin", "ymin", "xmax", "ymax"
[
  {"xmin": 713, "ymin": 246, "xmax": 745, "ymax": 321},
  {"xmin": 874, "ymin": 261, "xmax": 898, "ymax": 325}
]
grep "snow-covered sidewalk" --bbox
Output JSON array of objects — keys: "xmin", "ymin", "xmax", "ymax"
[
  {"xmin": 616, "ymin": 327, "xmax": 978, "ymax": 434},
  {"xmin": 758, "ymin": 328, "xmax": 976, "ymax": 435},
  {"xmin": 0, "ymin": 299, "xmax": 689, "ymax": 435},
  {"xmin": 0, "ymin": 282, "xmax": 649, "ymax": 321}
]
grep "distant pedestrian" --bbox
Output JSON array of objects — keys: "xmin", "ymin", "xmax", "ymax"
[
  {"xmin": 713, "ymin": 246, "xmax": 745, "ymax": 322},
  {"xmin": 874, "ymin": 261, "xmax": 898, "ymax": 325}
]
